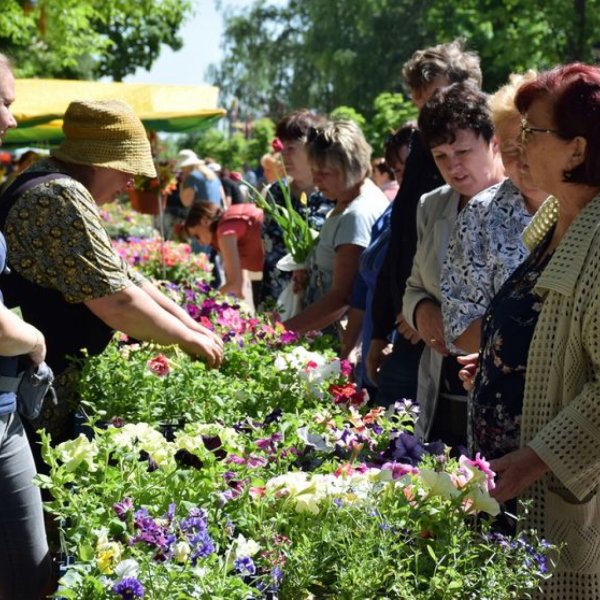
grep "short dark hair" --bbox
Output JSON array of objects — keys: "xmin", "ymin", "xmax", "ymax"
[
  {"xmin": 275, "ymin": 110, "xmax": 325, "ymax": 142},
  {"xmin": 383, "ymin": 123, "xmax": 417, "ymax": 165},
  {"xmin": 403, "ymin": 39, "xmax": 482, "ymax": 93},
  {"xmin": 418, "ymin": 83, "xmax": 494, "ymax": 148},
  {"xmin": 184, "ymin": 201, "xmax": 223, "ymax": 233},
  {"xmin": 515, "ymin": 63, "xmax": 600, "ymax": 185},
  {"xmin": 373, "ymin": 159, "xmax": 395, "ymax": 179}
]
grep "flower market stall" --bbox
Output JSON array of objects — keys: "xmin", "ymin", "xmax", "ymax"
[{"xmin": 36, "ymin": 215, "xmax": 556, "ymax": 598}]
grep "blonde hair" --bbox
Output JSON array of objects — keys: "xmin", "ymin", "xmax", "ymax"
[
  {"xmin": 490, "ymin": 70, "xmax": 538, "ymax": 131},
  {"xmin": 307, "ymin": 119, "xmax": 372, "ymax": 188},
  {"xmin": 196, "ymin": 163, "xmax": 217, "ymax": 181}
]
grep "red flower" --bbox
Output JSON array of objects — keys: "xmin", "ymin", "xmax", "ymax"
[
  {"xmin": 271, "ymin": 137, "xmax": 284, "ymax": 152},
  {"xmin": 147, "ymin": 353, "xmax": 170, "ymax": 377},
  {"xmin": 328, "ymin": 382, "xmax": 366, "ymax": 407}
]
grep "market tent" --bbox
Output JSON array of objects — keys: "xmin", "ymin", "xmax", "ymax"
[{"xmin": 5, "ymin": 79, "xmax": 226, "ymax": 145}]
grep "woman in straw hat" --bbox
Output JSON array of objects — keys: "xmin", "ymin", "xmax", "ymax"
[{"xmin": 0, "ymin": 99, "xmax": 224, "ymax": 452}]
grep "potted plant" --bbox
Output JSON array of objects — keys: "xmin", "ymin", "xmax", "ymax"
[{"xmin": 129, "ymin": 162, "xmax": 177, "ymax": 215}]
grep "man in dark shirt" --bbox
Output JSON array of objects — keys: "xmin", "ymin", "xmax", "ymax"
[
  {"xmin": 366, "ymin": 39, "xmax": 483, "ymax": 406},
  {"xmin": 220, "ymin": 167, "xmax": 245, "ymax": 205}
]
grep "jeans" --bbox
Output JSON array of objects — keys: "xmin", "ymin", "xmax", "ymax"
[
  {"xmin": 375, "ymin": 336, "xmax": 424, "ymax": 407},
  {"xmin": 0, "ymin": 412, "xmax": 51, "ymax": 599}
]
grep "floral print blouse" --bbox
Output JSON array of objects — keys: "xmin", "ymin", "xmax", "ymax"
[
  {"xmin": 470, "ymin": 230, "xmax": 553, "ymax": 460},
  {"xmin": 441, "ymin": 179, "xmax": 534, "ymax": 354},
  {"xmin": 260, "ymin": 180, "xmax": 333, "ymax": 306},
  {"xmin": 4, "ymin": 159, "xmax": 146, "ymax": 303}
]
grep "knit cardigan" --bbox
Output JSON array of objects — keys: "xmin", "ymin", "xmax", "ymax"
[{"xmin": 520, "ymin": 191, "xmax": 600, "ymax": 599}]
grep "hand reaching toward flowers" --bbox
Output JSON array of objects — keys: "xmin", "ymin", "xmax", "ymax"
[
  {"xmin": 365, "ymin": 338, "xmax": 393, "ymax": 385},
  {"xmin": 181, "ymin": 331, "xmax": 223, "ymax": 368},
  {"xmin": 489, "ymin": 447, "xmax": 549, "ymax": 503}
]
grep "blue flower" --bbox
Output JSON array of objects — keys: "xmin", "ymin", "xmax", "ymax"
[
  {"xmin": 112, "ymin": 577, "xmax": 145, "ymax": 599},
  {"xmin": 234, "ymin": 556, "xmax": 256, "ymax": 576}
]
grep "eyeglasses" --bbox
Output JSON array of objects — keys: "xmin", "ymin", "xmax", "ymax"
[{"xmin": 519, "ymin": 117, "xmax": 561, "ymax": 145}]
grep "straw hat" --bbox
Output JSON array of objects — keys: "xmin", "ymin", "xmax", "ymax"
[
  {"xmin": 175, "ymin": 149, "xmax": 204, "ymax": 170},
  {"xmin": 50, "ymin": 100, "xmax": 156, "ymax": 178}
]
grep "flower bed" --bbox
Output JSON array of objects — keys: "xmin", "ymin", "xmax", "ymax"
[
  {"xmin": 112, "ymin": 239, "xmax": 212, "ymax": 286},
  {"xmin": 42, "ymin": 405, "xmax": 553, "ymax": 599},
  {"xmin": 44, "ymin": 281, "xmax": 555, "ymax": 598},
  {"xmin": 100, "ymin": 202, "xmax": 157, "ymax": 241}
]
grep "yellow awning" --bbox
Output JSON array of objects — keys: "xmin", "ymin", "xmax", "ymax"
[{"xmin": 6, "ymin": 79, "xmax": 226, "ymax": 145}]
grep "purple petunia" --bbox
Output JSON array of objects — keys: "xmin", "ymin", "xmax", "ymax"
[
  {"xmin": 234, "ymin": 556, "xmax": 256, "ymax": 576},
  {"xmin": 113, "ymin": 497, "xmax": 133, "ymax": 520},
  {"xmin": 112, "ymin": 577, "xmax": 145, "ymax": 599}
]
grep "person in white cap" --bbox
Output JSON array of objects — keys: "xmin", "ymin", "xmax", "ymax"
[{"xmin": 175, "ymin": 149, "xmax": 225, "ymax": 208}]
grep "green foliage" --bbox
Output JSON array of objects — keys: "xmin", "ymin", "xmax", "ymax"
[
  {"xmin": 245, "ymin": 117, "xmax": 276, "ymax": 166},
  {"xmin": 0, "ymin": 0, "xmax": 193, "ymax": 80},
  {"xmin": 210, "ymin": 0, "xmax": 431, "ymax": 120},
  {"xmin": 329, "ymin": 106, "xmax": 367, "ymax": 131},
  {"xmin": 94, "ymin": 0, "xmax": 193, "ymax": 81},
  {"xmin": 367, "ymin": 92, "xmax": 418, "ymax": 155},
  {"xmin": 181, "ymin": 116, "xmax": 275, "ymax": 169},
  {"xmin": 211, "ymin": 0, "xmax": 600, "ymax": 122}
]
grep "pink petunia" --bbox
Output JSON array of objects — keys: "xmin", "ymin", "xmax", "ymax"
[{"xmin": 147, "ymin": 354, "xmax": 170, "ymax": 377}]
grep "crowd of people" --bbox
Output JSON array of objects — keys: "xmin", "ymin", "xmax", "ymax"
[{"xmin": 1, "ymin": 34, "xmax": 600, "ymax": 598}]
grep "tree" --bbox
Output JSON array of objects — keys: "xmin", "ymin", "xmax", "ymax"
[
  {"xmin": 0, "ymin": 0, "xmax": 193, "ymax": 80},
  {"xmin": 330, "ymin": 106, "xmax": 367, "ymax": 131},
  {"xmin": 367, "ymin": 92, "xmax": 418, "ymax": 155},
  {"xmin": 211, "ymin": 0, "xmax": 600, "ymax": 121},
  {"xmin": 210, "ymin": 0, "xmax": 432, "ymax": 120},
  {"xmin": 422, "ymin": 0, "xmax": 600, "ymax": 91},
  {"xmin": 245, "ymin": 117, "xmax": 275, "ymax": 167}
]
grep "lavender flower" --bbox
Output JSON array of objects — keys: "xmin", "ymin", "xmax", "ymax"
[
  {"xmin": 112, "ymin": 577, "xmax": 145, "ymax": 599},
  {"xmin": 113, "ymin": 497, "xmax": 133, "ymax": 520}
]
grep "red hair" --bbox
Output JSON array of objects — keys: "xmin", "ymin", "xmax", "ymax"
[{"xmin": 515, "ymin": 63, "xmax": 600, "ymax": 185}]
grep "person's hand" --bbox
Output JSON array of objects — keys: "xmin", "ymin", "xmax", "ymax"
[
  {"xmin": 182, "ymin": 332, "xmax": 224, "ymax": 368},
  {"xmin": 219, "ymin": 283, "xmax": 243, "ymax": 299},
  {"xmin": 396, "ymin": 313, "xmax": 421, "ymax": 344},
  {"xmin": 28, "ymin": 330, "xmax": 46, "ymax": 366},
  {"xmin": 490, "ymin": 447, "xmax": 550, "ymax": 503},
  {"xmin": 365, "ymin": 338, "xmax": 392, "ymax": 386},
  {"xmin": 292, "ymin": 269, "xmax": 309, "ymax": 293},
  {"xmin": 457, "ymin": 353, "xmax": 479, "ymax": 392},
  {"xmin": 189, "ymin": 323, "xmax": 224, "ymax": 351},
  {"xmin": 414, "ymin": 300, "xmax": 448, "ymax": 355}
]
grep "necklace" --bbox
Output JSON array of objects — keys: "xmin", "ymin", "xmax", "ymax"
[{"xmin": 522, "ymin": 195, "xmax": 560, "ymax": 251}]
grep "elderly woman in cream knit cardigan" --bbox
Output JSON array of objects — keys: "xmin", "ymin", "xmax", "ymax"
[{"xmin": 467, "ymin": 63, "xmax": 600, "ymax": 599}]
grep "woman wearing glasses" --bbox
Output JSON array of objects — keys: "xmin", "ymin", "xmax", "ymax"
[
  {"xmin": 467, "ymin": 63, "xmax": 600, "ymax": 598},
  {"xmin": 283, "ymin": 120, "xmax": 388, "ymax": 334}
]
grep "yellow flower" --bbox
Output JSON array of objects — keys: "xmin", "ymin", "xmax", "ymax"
[
  {"xmin": 299, "ymin": 192, "xmax": 308, "ymax": 206},
  {"xmin": 96, "ymin": 536, "xmax": 122, "ymax": 575},
  {"xmin": 173, "ymin": 541, "xmax": 191, "ymax": 563},
  {"xmin": 57, "ymin": 434, "xmax": 99, "ymax": 472}
]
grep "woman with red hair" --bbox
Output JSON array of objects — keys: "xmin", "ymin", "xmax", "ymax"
[{"xmin": 469, "ymin": 63, "xmax": 600, "ymax": 598}]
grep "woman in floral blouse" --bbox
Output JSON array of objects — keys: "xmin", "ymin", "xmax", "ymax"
[{"xmin": 440, "ymin": 72, "xmax": 548, "ymax": 358}]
